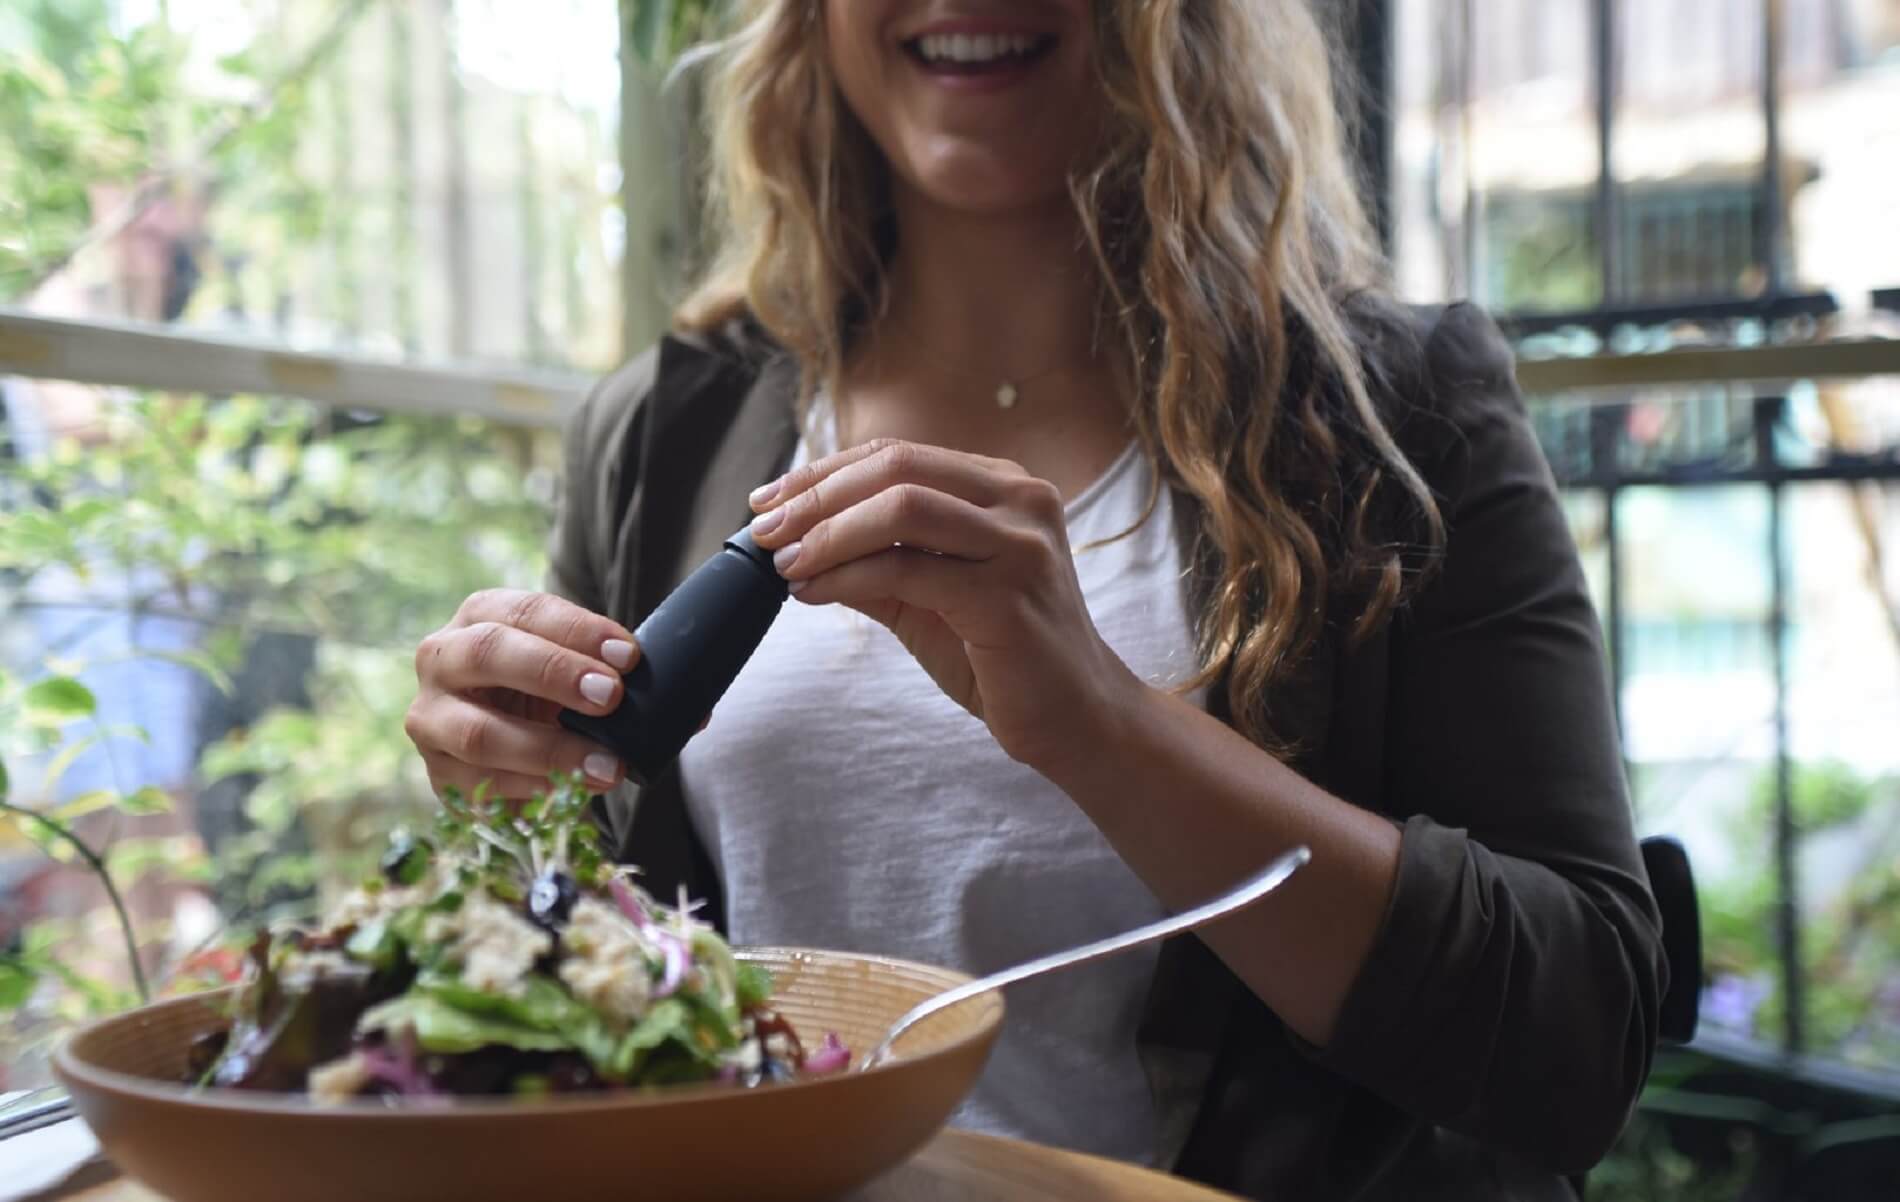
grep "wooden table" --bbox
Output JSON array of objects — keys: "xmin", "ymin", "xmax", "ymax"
[{"xmin": 49, "ymin": 1128, "xmax": 1241, "ymax": 1201}]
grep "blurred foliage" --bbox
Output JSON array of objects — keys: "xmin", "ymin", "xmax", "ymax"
[
  {"xmin": 1587, "ymin": 758, "xmax": 1900, "ymax": 1194},
  {"xmin": 1, "ymin": 387, "xmax": 554, "ymax": 1059},
  {"xmin": 0, "ymin": 1, "xmax": 555, "ymax": 1071},
  {"xmin": 1691, "ymin": 761, "xmax": 1900, "ymax": 1069},
  {"xmin": 1588, "ymin": 1110, "xmax": 1760, "ymax": 1202},
  {"xmin": 624, "ymin": 0, "xmax": 722, "ymax": 68},
  {"xmin": 0, "ymin": 0, "xmax": 324, "ymax": 302},
  {"xmin": 1480, "ymin": 194, "xmax": 1602, "ymax": 313},
  {"xmin": 4, "ymin": 391, "xmax": 550, "ymax": 639},
  {"xmin": 0, "ymin": 0, "xmax": 168, "ymax": 295}
]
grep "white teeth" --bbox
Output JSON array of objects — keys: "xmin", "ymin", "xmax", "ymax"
[{"xmin": 913, "ymin": 31, "xmax": 1044, "ymax": 64}]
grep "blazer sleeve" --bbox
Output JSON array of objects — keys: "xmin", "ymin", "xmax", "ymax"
[{"xmin": 1310, "ymin": 302, "xmax": 1669, "ymax": 1174}]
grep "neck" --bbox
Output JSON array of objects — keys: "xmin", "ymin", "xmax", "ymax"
[{"xmin": 877, "ymin": 187, "xmax": 1102, "ymax": 381}]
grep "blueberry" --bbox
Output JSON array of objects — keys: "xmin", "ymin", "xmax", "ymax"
[{"xmin": 528, "ymin": 870, "xmax": 579, "ymax": 930}]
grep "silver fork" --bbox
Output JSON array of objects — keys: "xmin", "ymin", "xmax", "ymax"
[
  {"xmin": 860, "ymin": 845, "xmax": 1312, "ymax": 1070},
  {"xmin": 0, "ymin": 1087, "xmax": 74, "ymax": 1142}
]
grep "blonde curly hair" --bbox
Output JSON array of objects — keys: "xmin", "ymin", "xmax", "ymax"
[{"xmin": 679, "ymin": 0, "xmax": 1443, "ymax": 752}]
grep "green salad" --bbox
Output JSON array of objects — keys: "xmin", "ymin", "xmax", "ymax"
[{"xmin": 191, "ymin": 774, "xmax": 849, "ymax": 1100}]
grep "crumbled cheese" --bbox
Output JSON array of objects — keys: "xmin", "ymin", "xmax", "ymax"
[
  {"xmin": 733, "ymin": 1038, "xmax": 763, "ymax": 1073},
  {"xmin": 420, "ymin": 912, "xmax": 459, "ymax": 946},
  {"xmin": 284, "ymin": 949, "xmax": 360, "ymax": 983},
  {"xmin": 327, "ymin": 884, "xmax": 423, "ymax": 932},
  {"xmin": 556, "ymin": 898, "xmax": 653, "ymax": 1025},
  {"xmin": 308, "ymin": 1053, "xmax": 374, "ymax": 1104},
  {"xmin": 447, "ymin": 895, "xmax": 552, "ymax": 995}
]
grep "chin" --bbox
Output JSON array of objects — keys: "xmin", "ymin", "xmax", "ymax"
[{"xmin": 900, "ymin": 143, "xmax": 1076, "ymax": 219}]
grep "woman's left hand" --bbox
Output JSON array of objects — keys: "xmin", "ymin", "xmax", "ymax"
[{"xmin": 746, "ymin": 438, "xmax": 1142, "ymax": 774}]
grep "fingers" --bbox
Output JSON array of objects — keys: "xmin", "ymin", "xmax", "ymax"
[
  {"xmin": 453, "ymin": 589, "xmax": 639, "ymax": 669},
  {"xmin": 750, "ymin": 441, "xmax": 1018, "ymax": 547},
  {"xmin": 419, "ymin": 616, "xmax": 633, "ymax": 717},
  {"xmin": 772, "ymin": 484, "xmax": 1008, "ymax": 583},
  {"xmin": 787, "ymin": 545, "xmax": 985, "ymax": 620},
  {"xmin": 410, "ymin": 589, "xmax": 638, "ymax": 806},
  {"xmin": 407, "ymin": 694, "xmax": 623, "ymax": 790},
  {"xmin": 745, "ymin": 440, "xmax": 1068, "ymax": 589}
]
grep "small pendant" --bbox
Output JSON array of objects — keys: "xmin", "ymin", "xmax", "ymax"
[{"xmin": 996, "ymin": 381, "xmax": 1019, "ymax": 410}]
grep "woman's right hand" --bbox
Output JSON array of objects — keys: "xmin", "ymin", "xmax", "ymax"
[{"xmin": 406, "ymin": 589, "xmax": 637, "ymax": 800}]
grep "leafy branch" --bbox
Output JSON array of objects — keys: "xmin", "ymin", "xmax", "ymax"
[
  {"xmin": 0, "ymin": 677, "xmax": 165, "ymax": 1007},
  {"xmin": 18, "ymin": 0, "xmax": 374, "ymax": 294},
  {"xmin": 0, "ymin": 795, "xmax": 151, "ymax": 1006}
]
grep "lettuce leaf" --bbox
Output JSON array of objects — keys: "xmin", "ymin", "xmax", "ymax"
[
  {"xmin": 357, "ymin": 994, "xmax": 571, "ymax": 1055},
  {"xmin": 413, "ymin": 973, "xmax": 616, "ymax": 1067},
  {"xmin": 344, "ymin": 919, "xmax": 401, "ymax": 971},
  {"xmin": 608, "ymin": 998, "xmax": 694, "ymax": 1079},
  {"xmin": 736, "ymin": 962, "xmax": 772, "ymax": 1009}
]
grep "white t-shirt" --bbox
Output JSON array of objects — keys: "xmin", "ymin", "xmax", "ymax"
[{"xmin": 678, "ymin": 414, "xmax": 1203, "ymax": 1166}]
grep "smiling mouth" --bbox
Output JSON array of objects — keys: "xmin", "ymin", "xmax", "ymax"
[{"xmin": 903, "ymin": 32, "xmax": 1058, "ymax": 74}]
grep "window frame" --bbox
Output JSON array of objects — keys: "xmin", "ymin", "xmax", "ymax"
[{"xmin": 0, "ymin": 306, "xmax": 589, "ymax": 430}]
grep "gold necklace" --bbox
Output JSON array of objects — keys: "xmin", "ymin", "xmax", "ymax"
[{"xmin": 886, "ymin": 313, "xmax": 1097, "ymax": 411}]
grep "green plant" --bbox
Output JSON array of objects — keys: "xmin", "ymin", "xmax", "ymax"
[
  {"xmin": 0, "ymin": 389, "xmax": 553, "ymax": 1063},
  {"xmin": 0, "ymin": 1, "xmax": 326, "ymax": 302},
  {"xmin": 0, "ymin": 675, "xmax": 164, "ymax": 1022},
  {"xmin": 1691, "ymin": 760, "xmax": 1900, "ymax": 1067},
  {"xmin": 1, "ymin": 2, "xmax": 557, "ymax": 1073}
]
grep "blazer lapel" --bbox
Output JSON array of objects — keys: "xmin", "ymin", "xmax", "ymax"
[{"xmin": 632, "ymin": 335, "xmax": 799, "ymax": 619}]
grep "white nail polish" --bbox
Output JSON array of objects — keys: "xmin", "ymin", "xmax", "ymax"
[
  {"xmin": 583, "ymin": 752, "xmax": 619, "ymax": 783},
  {"xmin": 579, "ymin": 673, "xmax": 615, "ymax": 706}
]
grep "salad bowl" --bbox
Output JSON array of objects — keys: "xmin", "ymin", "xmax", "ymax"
[{"xmin": 54, "ymin": 946, "xmax": 1003, "ymax": 1202}]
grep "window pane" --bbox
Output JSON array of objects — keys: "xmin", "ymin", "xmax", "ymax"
[
  {"xmin": 1534, "ymin": 378, "xmax": 1900, "ymax": 1067},
  {"xmin": 1392, "ymin": 0, "xmax": 1604, "ymax": 309},
  {"xmin": 1613, "ymin": 483, "xmax": 1783, "ymax": 1044},
  {"xmin": 1391, "ymin": 0, "xmax": 1465, "ymax": 303},
  {"xmin": 0, "ymin": 371, "xmax": 555, "ymax": 1087},
  {"xmin": 1, "ymin": 0, "xmax": 626, "ymax": 372},
  {"xmin": 1780, "ymin": 0, "xmax": 1900, "ymax": 310},
  {"xmin": 1610, "ymin": 0, "xmax": 1771, "ymax": 303},
  {"xmin": 1393, "ymin": 0, "xmax": 1900, "ymax": 313},
  {"xmin": 1785, "ymin": 480, "xmax": 1900, "ymax": 1071}
]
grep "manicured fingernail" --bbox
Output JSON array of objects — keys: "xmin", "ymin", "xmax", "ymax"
[
  {"xmin": 750, "ymin": 507, "xmax": 785, "ymax": 538},
  {"xmin": 579, "ymin": 673, "xmax": 616, "ymax": 707},
  {"xmin": 583, "ymin": 752, "xmax": 619, "ymax": 783},
  {"xmin": 601, "ymin": 639, "xmax": 635, "ymax": 670},
  {"xmin": 749, "ymin": 479, "xmax": 781, "ymax": 508},
  {"xmin": 788, "ymin": 579, "xmax": 809, "ymax": 596},
  {"xmin": 772, "ymin": 541, "xmax": 801, "ymax": 575}
]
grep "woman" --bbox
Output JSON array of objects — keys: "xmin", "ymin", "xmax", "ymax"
[{"xmin": 406, "ymin": 2, "xmax": 1667, "ymax": 1198}]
